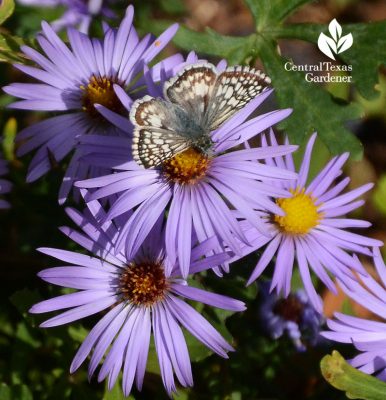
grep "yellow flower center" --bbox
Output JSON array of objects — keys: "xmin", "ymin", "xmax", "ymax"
[
  {"xmin": 274, "ymin": 188, "xmax": 321, "ymax": 234},
  {"xmin": 162, "ymin": 148, "xmax": 210, "ymax": 184},
  {"xmin": 81, "ymin": 75, "xmax": 124, "ymax": 119},
  {"xmin": 119, "ymin": 261, "xmax": 167, "ymax": 306}
]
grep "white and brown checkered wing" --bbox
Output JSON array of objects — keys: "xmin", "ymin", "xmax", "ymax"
[
  {"xmin": 206, "ymin": 66, "xmax": 271, "ymax": 130},
  {"xmin": 163, "ymin": 63, "xmax": 218, "ymax": 126},
  {"xmin": 130, "ymin": 96, "xmax": 190, "ymax": 168}
]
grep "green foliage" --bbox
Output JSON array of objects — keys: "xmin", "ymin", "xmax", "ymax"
[
  {"xmin": 321, "ymin": 351, "xmax": 386, "ymax": 400},
  {"xmin": 258, "ymin": 39, "xmax": 362, "ymax": 156},
  {"xmin": 0, "ymin": 0, "xmax": 14, "ymax": 26},
  {"xmin": 373, "ymin": 174, "xmax": 386, "ymax": 216},
  {"xmin": 0, "ymin": 383, "xmax": 33, "ymax": 400},
  {"xmin": 2, "ymin": 117, "xmax": 16, "ymax": 161},
  {"xmin": 141, "ymin": 0, "xmax": 386, "ymax": 158},
  {"xmin": 0, "ymin": 33, "xmax": 31, "ymax": 64}
]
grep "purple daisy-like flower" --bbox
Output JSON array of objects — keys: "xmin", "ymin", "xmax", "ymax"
[
  {"xmin": 240, "ymin": 131, "xmax": 382, "ymax": 312},
  {"xmin": 322, "ymin": 248, "xmax": 386, "ymax": 380},
  {"xmin": 0, "ymin": 150, "xmax": 11, "ymax": 209},
  {"xmin": 259, "ymin": 282, "xmax": 326, "ymax": 351},
  {"xmin": 29, "ymin": 196, "xmax": 245, "ymax": 396},
  {"xmin": 76, "ymin": 70, "xmax": 298, "ymax": 278},
  {"xmin": 17, "ymin": 0, "xmax": 116, "ymax": 33},
  {"xmin": 3, "ymin": 6, "xmax": 179, "ymax": 203}
]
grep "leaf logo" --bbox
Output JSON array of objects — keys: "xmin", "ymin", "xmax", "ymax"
[{"xmin": 317, "ymin": 19, "xmax": 353, "ymax": 60}]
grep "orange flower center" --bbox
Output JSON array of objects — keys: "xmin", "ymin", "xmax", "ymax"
[
  {"xmin": 119, "ymin": 261, "xmax": 167, "ymax": 306},
  {"xmin": 81, "ymin": 75, "xmax": 124, "ymax": 119},
  {"xmin": 162, "ymin": 148, "xmax": 210, "ymax": 184}
]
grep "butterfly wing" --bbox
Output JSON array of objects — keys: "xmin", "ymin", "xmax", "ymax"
[
  {"xmin": 130, "ymin": 96, "xmax": 191, "ymax": 168},
  {"xmin": 206, "ymin": 66, "xmax": 271, "ymax": 131},
  {"xmin": 163, "ymin": 63, "xmax": 218, "ymax": 126}
]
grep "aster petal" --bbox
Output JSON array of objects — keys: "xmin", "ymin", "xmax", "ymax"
[
  {"xmin": 321, "ymin": 218, "xmax": 371, "ymax": 229},
  {"xmin": 323, "ymin": 200, "xmax": 365, "ymax": 218},
  {"xmin": 316, "ymin": 225, "xmax": 382, "ymax": 248},
  {"xmin": 189, "ymin": 252, "xmax": 232, "ymax": 274},
  {"xmin": 319, "ymin": 183, "xmax": 374, "ymax": 212},
  {"xmin": 104, "ymin": 181, "xmax": 162, "ymax": 220},
  {"xmin": 247, "ymin": 234, "xmax": 282, "ymax": 285},
  {"xmin": 97, "ymin": 306, "xmax": 139, "ymax": 389},
  {"xmin": 271, "ymin": 235, "xmax": 294, "ymax": 297},
  {"xmin": 95, "ymin": 104, "xmax": 132, "ymax": 132},
  {"xmin": 156, "ymin": 303, "xmax": 193, "ymax": 388},
  {"xmin": 123, "ymin": 184, "xmax": 172, "ymax": 260},
  {"xmin": 297, "ymin": 132, "xmax": 317, "ymax": 188},
  {"xmin": 300, "ymin": 238, "xmax": 337, "ymax": 294},
  {"xmin": 70, "ymin": 304, "xmax": 125, "ymax": 373},
  {"xmin": 171, "ymin": 284, "xmax": 246, "ymax": 311},
  {"xmin": 122, "ymin": 308, "xmax": 149, "ymax": 396},
  {"xmin": 37, "ymin": 247, "xmax": 114, "ymax": 269},
  {"xmin": 212, "ymin": 89, "xmax": 273, "ymax": 143},
  {"xmin": 176, "ymin": 189, "xmax": 193, "ymax": 278},
  {"xmin": 217, "ymin": 145, "xmax": 298, "ymax": 162},
  {"xmin": 88, "ymin": 305, "xmax": 135, "ymax": 378},
  {"xmin": 215, "ymin": 109, "xmax": 293, "ymax": 153},
  {"xmin": 39, "ymin": 295, "xmax": 117, "ymax": 328},
  {"xmin": 152, "ymin": 303, "xmax": 177, "ymax": 395},
  {"xmin": 307, "ymin": 153, "xmax": 349, "ymax": 197},
  {"xmin": 295, "ymin": 240, "xmax": 323, "ymax": 313},
  {"xmin": 30, "ymin": 289, "xmax": 113, "ymax": 313},
  {"xmin": 166, "ymin": 295, "xmax": 233, "ymax": 357},
  {"xmin": 317, "ymin": 177, "xmax": 350, "ymax": 204}
]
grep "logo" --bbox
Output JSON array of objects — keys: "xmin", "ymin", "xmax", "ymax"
[
  {"xmin": 283, "ymin": 19, "xmax": 354, "ymax": 83},
  {"xmin": 317, "ymin": 19, "xmax": 353, "ymax": 60}
]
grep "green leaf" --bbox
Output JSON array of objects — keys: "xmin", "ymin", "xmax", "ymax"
[
  {"xmin": 321, "ymin": 350, "xmax": 386, "ymax": 400},
  {"xmin": 0, "ymin": 0, "xmax": 14, "ymax": 26},
  {"xmin": 2, "ymin": 117, "xmax": 17, "ymax": 161},
  {"xmin": 67, "ymin": 325, "xmax": 89, "ymax": 343},
  {"xmin": 372, "ymin": 175, "xmax": 386, "ymax": 216},
  {"xmin": 9, "ymin": 288, "xmax": 41, "ymax": 321},
  {"xmin": 244, "ymin": 0, "xmax": 313, "ymax": 29},
  {"xmin": 159, "ymin": 0, "xmax": 185, "ymax": 14},
  {"xmin": 0, "ymin": 383, "xmax": 11, "ymax": 400},
  {"xmin": 145, "ymin": 21, "xmax": 254, "ymax": 64},
  {"xmin": 0, "ymin": 32, "xmax": 32, "ymax": 64},
  {"xmin": 0, "ymin": 383, "xmax": 32, "ymax": 400},
  {"xmin": 103, "ymin": 379, "xmax": 133, "ymax": 400},
  {"xmin": 15, "ymin": 322, "xmax": 40, "ymax": 348},
  {"xmin": 259, "ymin": 38, "xmax": 363, "ymax": 158}
]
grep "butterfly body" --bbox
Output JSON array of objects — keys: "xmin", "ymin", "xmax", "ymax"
[{"xmin": 130, "ymin": 63, "xmax": 271, "ymax": 169}]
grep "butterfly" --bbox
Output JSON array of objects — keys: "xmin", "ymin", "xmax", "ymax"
[{"xmin": 130, "ymin": 62, "xmax": 271, "ymax": 169}]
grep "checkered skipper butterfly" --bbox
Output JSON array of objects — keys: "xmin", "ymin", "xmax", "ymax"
[{"xmin": 130, "ymin": 63, "xmax": 271, "ymax": 168}]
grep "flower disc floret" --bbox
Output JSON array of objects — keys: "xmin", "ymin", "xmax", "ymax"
[
  {"xmin": 274, "ymin": 188, "xmax": 321, "ymax": 234},
  {"xmin": 273, "ymin": 294, "xmax": 304, "ymax": 324},
  {"xmin": 119, "ymin": 261, "xmax": 167, "ymax": 305},
  {"xmin": 81, "ymin": 76, "xmax": 124, "ymax": 119},
  {"xmin": 162, "ymin": 148, "xmax": 210, "ymax": 184}
]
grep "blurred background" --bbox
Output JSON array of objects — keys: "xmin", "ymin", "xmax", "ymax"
[{"xmin": 1, "ymin": 0, "xmax": 386, "ymax": 399}]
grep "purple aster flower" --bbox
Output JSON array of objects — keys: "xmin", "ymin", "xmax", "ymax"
[
  {"xmin": 259, "ymin": 282, "xmax": 326, "ymax": 351},
  {"xmin": 322, "ymin": 247, "xmax": 386, "ymax": 380},
  {"xmin": 17, "ymin": 0, "xmax": 116, "ymax": 33},
  {"xmin": 29, "ymin": 196, "xmax": 245, "ymax": 396},
  {"xmin": 75, "ymin": 67, "xmax": 298, "ymax": 278},
  {"xmin": 0, "ymin": 150, "xmax": 11, "ymax": 209},
  {"xmin": 3, "ymin": 6, "xmax": 179, "ymax": 203},
  {"xmin": 239, "ymin": 131, "xmax": 382, "ymax": 313}
]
